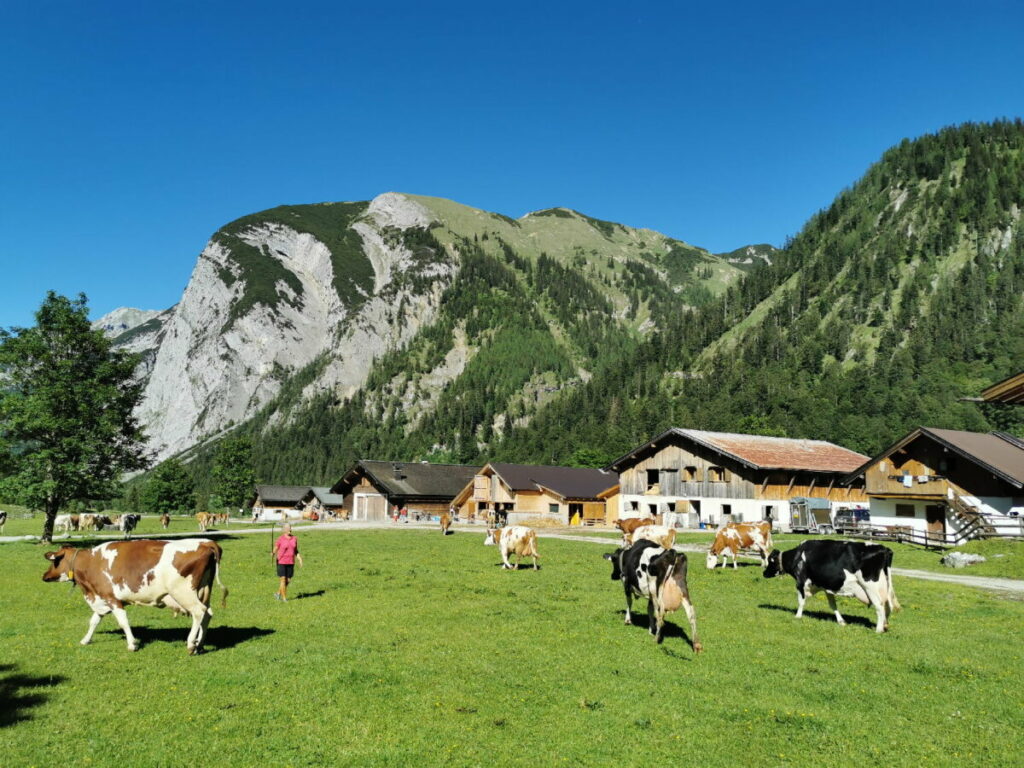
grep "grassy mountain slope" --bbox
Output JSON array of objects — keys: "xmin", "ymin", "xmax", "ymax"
[{"xmin": 493, "ymin": 120, "xmax": 1024, "ymax": 464}]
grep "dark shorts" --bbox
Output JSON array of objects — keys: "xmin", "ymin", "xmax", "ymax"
[{"xmin": 277, "ymin": 563, "xmax": 294, "ymax": 578}]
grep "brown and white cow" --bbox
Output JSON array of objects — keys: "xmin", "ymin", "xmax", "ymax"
[
  {"xmin": 55, "ymin": 514, "xmax": 80, "ymax": 534},
  {"xmin": 484, "ymin": 526, "xmax": 540, "ymax": 570},
  {"xmin": 196, "ymin": 512, "xmax": 215, "ymax": 532},
  {"xmin": 614, "ymin": 517, "xmax": 656, "ymax": 546},
  {"xmin": 440, "ymin": 513, "xmax": 452, "ymax": 535},
  {"xmin": 79, "ymin": 513, "xmax": 99, "ymax": 531},
  {"xmin": 42, "ymin": 539, "xmax": 227, "ymax": 654},
  {"xmin": 627, "ymin": 524, "xmax": 677, "ymax": 550},
  {"xmin": 706, "ymin": 521, "xmax": 773, "ymax": 570},
  {"xmin": 159, "ymin": 513, "xmax": 171, "ymax": 529}
]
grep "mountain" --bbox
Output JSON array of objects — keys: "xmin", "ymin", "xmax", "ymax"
[
  {"xmin": 124, "ymin": 193, "xmax": 744, "ymax": 469},
  {"xmin": 92, "ymin": 307, "xmax": 163, "ymax": 337},
  {"xmin": 494, "ymin": 120, "xmax": 1024, "ymax": 463},
  {"xmin": 125, "ymin": 120, "xmax": 1024, "ymax": 489}
]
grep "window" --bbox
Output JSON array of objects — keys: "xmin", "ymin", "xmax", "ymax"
[
  {"xmin": 683, "ymin": 466, "xmax": 700, "ymax": 482},
  {"xmin": 646, "ymin": 469, "xmax": 660, "ymax": 492},
  {"xmin": 630, "ymin": 500, "xmax": 639, "ymax": 511},
  {"xmin": 648, "ymin": 504, "xmax": 658, "ymax": 517},
  {"xmin": 709, "ymin": 466, "xmax": 728, "ymax": 482},
  {"xmin": 722, "ymin": 504, "xmax": 733, "ymax": 516},
  {"xmin": 895, "ymin": 504, "xmax": 915, "ymax": 518},
  {"xmin": 667, "ymin": 502, "xmax": 676, "ymax": 513},
  {"xmin": 549, "ymin": 503, "xmax": 560, "ymax": 515}
]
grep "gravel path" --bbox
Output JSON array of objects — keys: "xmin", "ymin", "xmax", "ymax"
[{"xmin": 5, "ymin": 520, "xmax": 1022, "ymax": 594}]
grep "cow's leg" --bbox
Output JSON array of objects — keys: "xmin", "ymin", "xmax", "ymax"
[
  {"xmin": 825, "ymin": 592, "xmax": 846, "ymax": 626},
  {"xmin": 861, "ymin": 580, "xmax": 888, "ymax": 633},
  {"xmin": 80, "ymin": 607, "xmax": 108, "ymax": 646},
  {"xmin": 681, "ymin": 596, "xmax": 702, "ymax": 653},
  {"xmin": 501, "ymin": 547, "xmax": 512, "ymax": 570},
  {"xmin": 648, "ymin": 598, "xmax": 658, "ymax": 638},
  {"xmin": 730, "ymin": 550, "xmax": 738, "ymax": 569},
  {"xmin": 623, "ymin": 586, "xmax": 633, "ymax": 625},
  {"xmin": 794, "ymin": 582, "xmax": 809, "ymax": 619},
  {"xmin": 109, "ymin": 605, "xmax": 139, "ymax": 651}
]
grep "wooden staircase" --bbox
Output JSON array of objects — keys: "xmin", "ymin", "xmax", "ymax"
[{"xmin": 947, "ymin": 494, "xmax": 997, "ymax": 539}]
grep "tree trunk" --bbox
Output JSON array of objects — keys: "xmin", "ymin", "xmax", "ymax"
[{"xmin": 41, "ymin": 497, "xmax": 59, "ymax": 543}]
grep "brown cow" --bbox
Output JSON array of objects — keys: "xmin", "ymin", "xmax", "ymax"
[
  {"xmin": 628, "ymin": 524, "xmax": 677, "ymax": 550},
  {"xmin": 42, "ymin": 539, "xmax": 227, "ymax": 654},
  {"xmin": 484, "ymin": 526, "xmax": 540, "ymax": 570},
  {"xmin": 614, "ymin": 517, "xmax": 656, "ymax": 546},
  {"xmin": 196, "ymin": 512, "xmax": 215, "ymax": 532},
  {"xmin": 160, "ymin": 513, "xmax": 171, "ymax": 529},
  {"xmin": 440, "ymin": 513, "xmax": 452, "ymax": 535},
  {"xmin": 706, "ymin": 521, "xmax": 773, "ymax": 570}
]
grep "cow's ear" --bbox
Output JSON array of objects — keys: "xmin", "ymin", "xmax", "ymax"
[
  {"xmin": 603, "ymin": 552, "xmax": 614, "ymax": 560},
  {"xmin": 45, "ymin": 551, "xmax": 59, "ymax": 561}
]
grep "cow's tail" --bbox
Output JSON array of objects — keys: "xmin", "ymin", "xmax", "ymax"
[
  {"xmin": 885, "ymin": 549, "xmax": 900, "ymax": 613},
  {"xmin": 213, "ymin": 545, "xmax": 229, "ymax": 609}
]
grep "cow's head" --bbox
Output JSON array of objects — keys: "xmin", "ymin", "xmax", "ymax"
[
  {"xmin": 613, "ymin": 519, "xmax": 626, "ymax": 533},
  {"xmin": 762, "ymin": 549, "xmax": 783, "ymax": 578},
  {"xmin": 484, "ymin": 529, "xmax": 499, "ymax": 546},
  {"xmin": 705, "ymin": 551, "xmax": 719, "ymax": 570},
  {"xmin": 42, "ymin": 546, "xmax": 77, "ymax": 582},
  {"xmin": 603, "ymin": 550, "xmax": 623, "ymax": 581}
]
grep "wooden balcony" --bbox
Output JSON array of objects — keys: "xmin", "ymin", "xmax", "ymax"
[{"xmin": 865, "ymin": 474, "xmax": 950, "ymax": 498}]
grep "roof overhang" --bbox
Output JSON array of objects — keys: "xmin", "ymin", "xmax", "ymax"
[{"xmin": 979, "ymin": 371, "xmax": 1024, "ymax": 405}]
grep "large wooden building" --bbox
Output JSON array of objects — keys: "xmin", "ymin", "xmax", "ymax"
[
  {"xmin": 452, "ymin": 463, "xmax": 617, "ymax": 526},
  {"xmin": 329, "ymin": 461, "xmax": 480, "ymax": 521},
  {"xmin": 844, "ymin": 427, "xmax": 1024, "ymax": 540},
  {"xmin": 607, "ymin": 428, "xmax": 869, "ymax": 530},
  {"xmin": 979, "ymin": 370, "xmax": 1024, "ymax": 405}
]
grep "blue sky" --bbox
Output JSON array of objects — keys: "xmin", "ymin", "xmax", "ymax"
[{"xmin": 2, "ymin": 1, "xmax": 1022, "ymax": 328}]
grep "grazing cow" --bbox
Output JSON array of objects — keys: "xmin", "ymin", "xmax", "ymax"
[
  {"xmin": 119, "ymin": 514, "xmax": 141, "ymax": 539},
  {"xmin": 603, "ymin": 541, "xmax": 702, "ymax": 652},
  {"xmin": 94, "ymin": 515, "xmax": 116, "ymax": 530},
  {"xmin": 79, "ymin": 514, "xmax": 98, "ymax": 531},
  {"xmin": 440, "ymin": 513, "xmax": 452, "ymax": 535},
  {"xmin": 55, "ymin": 514, "xmax": 80, "ymax": 534},
  {"xmin": 0, "ymin": 509, "xmax": 6, "ymax": 535},
  {"xmin": 706, "ymin": 521, "xmax": 773, "ymax": 570},
  {"xmin": 484, "ymin": 526, "xmax": 540, "ymax": 570},
  {"xmin": 614, "ymin": 517, "xmax": 656, "ymax": 546},
  {"xmin": 763, "ymin": 540, "xmax": 901, "ymax": 633},
  {"xmin": 42, "ymin": 539, "xmax": 227, "ymax": 653},
  {"xmin": 628, "ymin": 524, "xmax": 676, "ymax": 550},
  {"xmin": 196, "ymin": 512, "xmax": 215, "ymax": 532},
  {"xmin": 159, "ymin": 514, "xmax": 171, "ymax": 529}
]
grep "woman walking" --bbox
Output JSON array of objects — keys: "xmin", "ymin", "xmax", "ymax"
[{"xmin": 273, "ymin": 523, "xmax": 303, "ymax": 601}]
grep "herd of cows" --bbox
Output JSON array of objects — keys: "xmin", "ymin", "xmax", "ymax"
[{"xmin": 35, "ymin": 512, "xmax": 900, "ymax": 657}]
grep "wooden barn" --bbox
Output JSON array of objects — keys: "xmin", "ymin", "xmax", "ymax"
[
  {"xmin": 329, "ymin": 461, "xmax": 480, "ymax": 521},
  {"xmin": 250, "ymin": 485, "xmax": 310, "ymax": 521},
  {"xmin": 844, "ymin": 427, "xmax": 1024, "ymax": 543},
  {"xmin": 979, "ymin": 370, "xmax": 1024, "ymax": 405},
  {"xmin": 451, "ymin": 463, "xmax": 617, "ymax": 526},
  {"xmin": 606, "ymin": 428, "xmax": 869, "ymax": 530}
]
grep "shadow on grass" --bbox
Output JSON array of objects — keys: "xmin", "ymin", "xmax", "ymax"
[
  {"xmin": 708, "ymin": 561, "xmax": 761, "ymax": 569},
  {"xmin": 491, "ymin": 562, "xmax": 541, "ymax": 570},
  {"xmin": 758, "ymin": 603, "xmax": 876, "ymax": 629},
  {"xmin": 102, "ymin": 625, "xmax": 274, "ymax": 651},
  {"xmin": 292, "ymin": 590, "xmax": 326, "ymax": 600},
  {"xmin": 615, "ymin": 611, "xmax": 699, "ymax": 653},
  {"xmin": 0, "ymin": 663, "xmax": 65, "ymax": 729}
]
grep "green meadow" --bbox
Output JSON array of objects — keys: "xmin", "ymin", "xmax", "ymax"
[{"xmin": 1, "ymin": 527, "xmax": 1022, "ymax": 767}]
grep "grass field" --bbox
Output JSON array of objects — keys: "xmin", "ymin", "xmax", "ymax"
[{"xmin": 1, "ymin": 526, "xmax": 1022, "ymax": 767}]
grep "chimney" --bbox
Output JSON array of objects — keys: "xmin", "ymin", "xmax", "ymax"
[{"xmin": 393, "ymin": 463, "xmax": 403, "ymax": 479}]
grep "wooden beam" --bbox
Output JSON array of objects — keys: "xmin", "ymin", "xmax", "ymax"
[
  {"xmin": 808, "ymin": 477, "xmax": 817, "ymax": 495},
  {"xmin": 826, "ymin": 478, "xmax": 835, "ymax": 498},
  {"xmin": 786, "ymin": 474, "xmax": 797, "ymax": 495}
]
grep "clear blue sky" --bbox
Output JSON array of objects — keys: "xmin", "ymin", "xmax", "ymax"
[{"xmin": 2, "ymin": 1, "xmax": 1022, "ymax": 328}]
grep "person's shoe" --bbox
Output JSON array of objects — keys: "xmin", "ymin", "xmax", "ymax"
[{"xmin": 274, "ymin": 593, "xmax": 281, "ymax": 601}]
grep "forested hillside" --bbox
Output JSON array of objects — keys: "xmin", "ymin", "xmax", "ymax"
[
  {"xmin": 496, "ymin": 120, "xmax": 1024, "ymax": 464},
  {"xmin": 167, "ymin": 122, "xmax": 1024, "ymax": 491}
]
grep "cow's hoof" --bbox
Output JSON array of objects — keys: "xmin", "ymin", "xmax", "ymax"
[
  {"xmin": 692, "ymin": 642, "xmax": 704, "ymax": 654},
  {"xmin": 79, "ymin": 639, "xmax": 91, "ymax": 646},
  {"xmin": 127, "ymin": 643, "xmax": 139, "ymax": 652}
]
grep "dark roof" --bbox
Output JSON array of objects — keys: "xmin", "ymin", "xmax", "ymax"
[
  {"xmin": 307, "ymin": 487, "xmax": 347, "ymax": 506},
  {"xmin": 980, "ymin": 371, "xmax": 1024, "ymax": 405},
  {"xmin": 608, "ymin": 428, "xmax": 867, "ymax": 474},
  {"xmin": 489, "ymin": 463, "xmax": 616, "ymax": 500},
  {"xmin": 845, "ymin": 427, "xmax": 1024, "ymax": 489},
  {"xmin": 255, "ymin": 484, "xmax": 310, "ymax": 505},
  {"xmin": 332, "ymin": 461, "xmax": 480, "ymax": 500}
]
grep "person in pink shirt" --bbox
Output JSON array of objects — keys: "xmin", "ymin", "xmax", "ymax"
[{"xmin": 273, "ymin": 523, "xmax": 303, "ymax": 601}]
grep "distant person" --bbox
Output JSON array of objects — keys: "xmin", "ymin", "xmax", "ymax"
[{"xmin": 273, "ymin": 524, "xmax": 303, "ymax": 601}]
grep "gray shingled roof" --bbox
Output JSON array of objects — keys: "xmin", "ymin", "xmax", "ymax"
[
  {"xmin": 309, "ymin": 487, "xmax": 347, "ymax": 506},
  {"xmin": 489, "ymin": 463, "xmax": 616, "ymax": 499},
  {"xmin": 332, "ymin": 461, "xmax": 480, "ymax": 500},
  {"xmin": 255, "ymin": 484, "xmax": 310, "ymax": 505}
]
